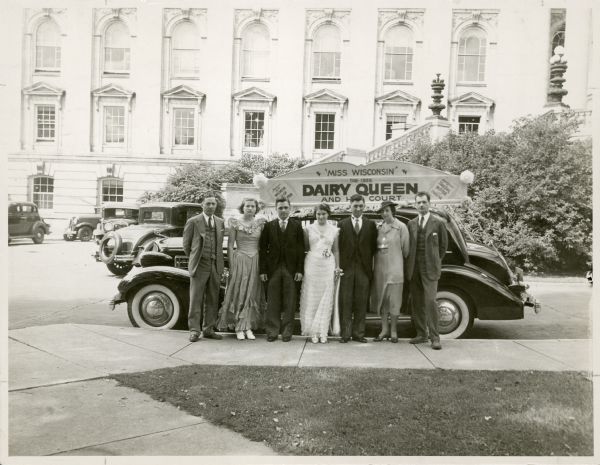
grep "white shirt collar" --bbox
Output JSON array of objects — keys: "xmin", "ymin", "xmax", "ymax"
[
  {"xmin": 419, "ymin": 212, "xmax": 430, "ymax": 226},
  {"xmin": 351, "ymin": 215, "xmax": 362, "ymax": 225},
  {"xmin": 202, "ymin": 212, "xmax": 213, "ymax": 224}
]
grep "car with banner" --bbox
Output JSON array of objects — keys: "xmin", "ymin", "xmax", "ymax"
[
  {"xmin": 63, "ymin": 213, "xmax": 101, "ymax": 242},
  {"xmin": 92, "ymin": 202, "xmax": 140, "ymax": 243},
  {"xmin": 96, "ymin": 202, "xmax": 203, "ymax": 276},
  {"xmin": 8, "ymin": 201, "xmax": 51, "ymax": 244},
  {"xmin": 108, "ymin": 204, "xmax": 540, "ymax": 338}
]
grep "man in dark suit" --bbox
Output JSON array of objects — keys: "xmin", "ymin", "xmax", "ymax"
[
  {"xmin": 338, "ymin": 194, "xmax": 378, "ymax": 343},
  {"xmin": 407, "ymin": 191, "xmax": 448, "ymax": 350},
  {"xmin": 259, "ymin": 197, "xmax": 305, "ymax": 342},
  {"xmin": 183, "ymin": 193, "xmax": 225, "ymax": 342}
]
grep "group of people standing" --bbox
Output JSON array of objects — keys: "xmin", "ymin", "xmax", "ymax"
[{"xmin": 182, "ymin": 191, "xmax": 448, "ymax": 350}]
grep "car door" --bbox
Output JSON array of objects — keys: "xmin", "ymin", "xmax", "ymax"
[
  {"xmin": 21, "ymin": 204, "xmax": 37, "ymax": 234},
  {"xmin": 8, "ymin": 204, "xmax": 22, "ymax": 236}
]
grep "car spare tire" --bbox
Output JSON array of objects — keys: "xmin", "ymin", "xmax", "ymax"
[{"xmin": 99, "ymin": 232, "xmax": 121, "ymax": 263}]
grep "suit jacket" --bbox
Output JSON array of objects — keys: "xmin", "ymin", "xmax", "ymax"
[
  {"xmin": 406, "ymin": 214, "xmax": 448, "ymax": 281},
  {"xmin": 259, "ymin": 218, "xmax": 305, "ymax": 277},
  {"xmin": 182, "ymin": 214, "xmax": 225, "ymax": 277},
  {"xmin": 338, "ymin": 216, "xmax": 378, "ymax": 280}
]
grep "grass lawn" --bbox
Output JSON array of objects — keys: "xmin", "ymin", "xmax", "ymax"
[{"xmin": 112, "ymin": 366, "xmax": 592, "ymax": 456}]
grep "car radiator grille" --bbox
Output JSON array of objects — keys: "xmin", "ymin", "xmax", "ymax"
[{"xmin": 174, "ymin": 256, "xmax": 188, "ymax": 269}]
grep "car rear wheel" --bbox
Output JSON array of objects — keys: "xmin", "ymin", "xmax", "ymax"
[
  {"xmin": 78, "ymin": 226, "xmax": 93, "ymax": 242},
  {"xmin": 32, "ymin": 227, "xmax": 45, "ymax": 244},
  {"xmin": 106, "ymin": 262, "xmax": 133, "ymax": 276},
  {"xmin": 127, "ymin": 283, "xmax": 182, "ymax": 330},
  {"xmin": 437, "ymin": 288, "xmax": 474, "ymax": 339}
]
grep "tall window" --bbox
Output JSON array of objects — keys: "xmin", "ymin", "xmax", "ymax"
[
  {"xmin": 384, "ymin": 26, "xmax": 413, "ymax": 81},
  {"xmin": 173, "ymin": 108, "xmax": 195, "ymax": 146},
  {"xmin": 242, "ymin": 23, "xmax": 270, "ymax": 79},
  {"xmin": 104, "ymin": 22, "xmax": 130, "ymax": 73},
  {"xmin": 35, "ymin": 20, "xmax": 61, "ymax": 71},
  {"xmin": 100, "ymin": 177, "xmax": 124, "ymax": 203},
  {"xmin": 32, "ymin": 176, "xmax": 54, "ymax": 209},
  {"xmin": 104, "ymin": 106, "xmax": 125, "ymax": 144},
  {"xmin": 314, "ymin": 113, "xmax": 335, "ymax": 150},
  {"xmin": 457, "ymin": 28, "xmax": 487, "ymax": 82},
  {"xmin": 313, "ymin": 25, "xmax": 341, "ymax": 80},
  {"xmin": 244, "ymin": 111, "xmax": 264, "ymax": 148},
  {"xmin": 35, "ymin": 105, "xmax": 56, "ymax": 142},
  {"xmin": 172, "ymin": 21, "xmax": 200, "ymax": 77},
  {"xmin": 458, "ymin": 116, "xmax": 480, "ymax": 134},
  {"xmin": 550, "ymin": 9, "xmax": 566, "ymax": 57},
  {"xmin": 385, "ymin": 114, "xmax": 407, "ymax": 140}
]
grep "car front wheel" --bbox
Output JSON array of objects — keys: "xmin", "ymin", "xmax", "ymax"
[
  {"xmin": 32, "ymin": 227, "xmax": 45, "ymax": 244},
  {"xmin": 436, "ymin": 289, "xmax": 474, "ymax": 339},
  {"xmin": 78, "ymin": 226, "xmax": 93, "ymax": 242},
  {"xmin": 127, "ymin": 283, "xmax": 182, "ymax": 330}
]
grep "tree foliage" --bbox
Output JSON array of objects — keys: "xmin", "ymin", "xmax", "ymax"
[
  {"xmin": 396, "ymin": 112, "xmax": 592, "ymax": 272},
  {"xmin": 139, "ymin": 153, "xmax": 309, "ymax": 216}
]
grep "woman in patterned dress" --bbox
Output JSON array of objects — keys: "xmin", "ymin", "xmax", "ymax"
[
  {"xmin": 299, "ymin": 203, "xmax": 342, "ymax": 343},
  {"xmin": 371, "ymin": 200, "xmax": 409, "ymax": 343},
  {"xmin": 217, "ymin": 198, "xmax": 267, "ymax": 340}
]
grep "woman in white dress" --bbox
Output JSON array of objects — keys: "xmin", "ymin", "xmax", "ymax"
[{"xmin": 299, "ymin": 203, "xmax": 342, "ymax": 343}]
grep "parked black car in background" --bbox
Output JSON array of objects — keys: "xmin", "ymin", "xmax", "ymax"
[
  {"xmin": 109, "ymin": 207, "xmax": 540, "ymax": 338},
  {"xmin": 8, "ymin": 201, "xmax": 51, "ymax": 244},
  {"xmin": 93, "ymin": 202, "xmax": 140, "ymax": 243},
  {"xmin": 63, "ymin": 214, "xmax": 101, "ymax": 242},
  {"xmin": 96, "ymin": 202, "xmax": 203, "ymax": 276}
]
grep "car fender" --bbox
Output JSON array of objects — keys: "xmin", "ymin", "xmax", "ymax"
[
  {"xmin": 75, "ymin": 221, "xmax": 98, "ymax": 231},
  {"xmin": 439, "ymin": 265, "xmax": 524, "ymax": 320},
  {"xmin": 31, "ymin": 220, "xmax": 51, "ymax": 235},
  {"xmin": 115, "ymin": 266, "xmax": 190, "ymax": 306}
]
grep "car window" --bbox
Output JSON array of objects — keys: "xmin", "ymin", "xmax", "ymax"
[
  {"xmin": 21, "ymin": 205, "xmax": 33, "ymax": 213},
  {"xmin": 141, "ymin": 210, "xmax": 166, "ymax": 223},
  {"xmin": 186, "ymin": 208, "xmax": 203, "ymax": 221}
]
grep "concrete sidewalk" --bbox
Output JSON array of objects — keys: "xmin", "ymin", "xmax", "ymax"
[{"xmin": 8, "ymin": 323, "xmax": 593, "ymax": 456}]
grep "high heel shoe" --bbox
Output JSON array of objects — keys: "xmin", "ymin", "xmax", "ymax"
[
  {"xmin": 311, "ymin": 336, "xmax": 319, "ymax": 344},
  {"xmin": 373, "ymin": 333, "xmax": 390, "ymax": 342},
  {"xmin": 236, "ymin": 331, "xmax": 245, "ymax": 340},
  {"xmin": 390, "ymin": 335, "xmax": 398, "ymax": 343},
  {"xmin": 319, "ymin": 336, "xmax": 327, "ymax": 344},
  {"xmin": 245, "ymin": 329, "xmax": 255, "ymax": 340}
]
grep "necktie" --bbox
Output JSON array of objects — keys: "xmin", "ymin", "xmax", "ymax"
[
  {"xmin": 419, "ymin": 216, "xmax": 424, "ymax": 230},
  {"xmin": 208, "ymin": 216, "xmax": 213, "ymax": 229},
  {"xmin": 354, "ymin": 218, "xmax": 360, "ymax": 234}
]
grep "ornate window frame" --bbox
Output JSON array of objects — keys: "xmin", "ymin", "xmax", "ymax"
[
  {"xmin": 448, "ymin": 91, "xmax": 495, "ymax": 134},
  {"xmin": 91, "ymin": 83, "xmax": 135, "ymax": 153},
  {"xmin": 160, "ymin": 84, "xmax": 205, "ymax": 154},
  {"xmin": 374, "ymin": 89, "xmax": 420, "ymax": 144},
  {"xmin": 23, "ymin": 9, "xmax": 67, "ymax": 80},
  {"xmin": 303, "ymin": 88, "xmax": 347, "ymax": 159},
  {"xmin": 22, "ymin": 81, "xmax": 65, "ymax": 152},
  {"xmin": 231, "ymin": 86, "xmax": 276, "ymax": 157}
]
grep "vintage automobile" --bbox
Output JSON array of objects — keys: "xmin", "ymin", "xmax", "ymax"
[
  {"xmin": 63, "ymin": 213, "xmax": 101, "ymax": 241},
  {"xmin": 96, "ymin": 202, "xmax": 203, "ymax": 276},
  {"xmin": 93, "ymin": 202, "xmax": 140, "ymax": 243},
  {"xmin": 109, "ymin": 207, "xmax": 540, "ymax": 338},
  {"xmin": 8, "ymin": 201, "xmax": 52, "ymax": 244}
]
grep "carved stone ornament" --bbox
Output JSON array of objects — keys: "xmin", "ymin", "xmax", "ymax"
[
  {"xmin": 235, "ymin": 9, "xmax": 279, "ymax": 36},
  {"xmin": 306, "ymin": 9, "xmax": 351, "ymax": 36},
  {"xmin": 452, "ymin": 9, "xmax": 498, "ymax": 31},
  {"xmin": 377, "ymin": 9, "xmax": 425, "ymax": 31}
]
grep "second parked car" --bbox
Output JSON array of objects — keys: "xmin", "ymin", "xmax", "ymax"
[
  {"xmin": 96, "ymin": 202, "xmax": 203, "ymax": 276},
  {"xmin": 93, "ymin": 202, "xmax": 140, "ymax": 243},
  {"xmin": 63, "ymin": 213, "xmax": 101, "ymax": 242}
]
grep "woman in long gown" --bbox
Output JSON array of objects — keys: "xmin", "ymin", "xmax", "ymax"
[
  {"xmin": 299, "ymin": 203, "xmax": 342, "ymax": 343},
  {"xmin": 371, "ymin": 200, "xmax": 410, "ymax": 343},
  {"xmin": 217, "ymin": 198, "xmax": 266, "ymax": 340}
]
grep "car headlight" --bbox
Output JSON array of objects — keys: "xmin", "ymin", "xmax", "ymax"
[{"xmin": 104, "ymin": 222, "xmax": 114, "ymax": 231}]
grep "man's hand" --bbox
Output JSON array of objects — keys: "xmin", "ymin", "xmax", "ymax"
[
  {"xmin": 294, "ymin": 273, "xmax": 303, "ymax": 282},
  {"xmin": 260, "ymin": 274, "xmax": 268, "ymax": 282}
]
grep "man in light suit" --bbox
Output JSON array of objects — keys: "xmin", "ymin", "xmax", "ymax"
[
  {"xmin": 407, "ymin": 191, "xmax": 448, "ymax": 350},
  {"xmin": 183, "ymin": 193, "xmax": 225, "ymax": 342}
]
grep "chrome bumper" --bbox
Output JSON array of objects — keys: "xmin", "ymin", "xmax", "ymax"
[{"xmin": 523, "ymin": 293, "xmax": 542, "ymax": 314}]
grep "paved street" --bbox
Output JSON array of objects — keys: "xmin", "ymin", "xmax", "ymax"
[{"xmin": 8, "ymin": 236, "xmax": 593, "ymax": 339}]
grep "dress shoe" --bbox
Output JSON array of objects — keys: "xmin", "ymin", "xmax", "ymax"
[
  {"xmin": 189, "ymin": 332, "xmax": 200, "ymax": 342},
  {"xmin": 267, "ymin": 335, "xmax": 278, "ymax": 342},
  {"xmin": 339, "ymin": 338, "xmax": 349, "ymax": 343},
  {"xmin": 236, "ymin": 331, "xmax": 245, "ymax": 340},
  {"xmin": 352, "ymin": 337, "xmax": 368, "ymax": 343},
  {"xmin": 311, "ymin": 336, "xmax": 319, "ymax": 344},
  {"xmin": 431, "ymin": 340, "xmax": 442, "ymax": 350},
  {"xmin": 409, "ymin": 336, "xmax": 429, "ymax": 344},
  {"xmin": 282, "ymin": 336, "xmax": 292, "ymax": 342},
  {"xmin": 203, "ymin": 331, "xmax": 223, "ymax": 340},
  {"xmin": 245, "ymin": 330, "xmax": 256, "ymax": 340},
  {"xmin": 319, "ymin": 336, "xmax": 327, "ymax": 344}
]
